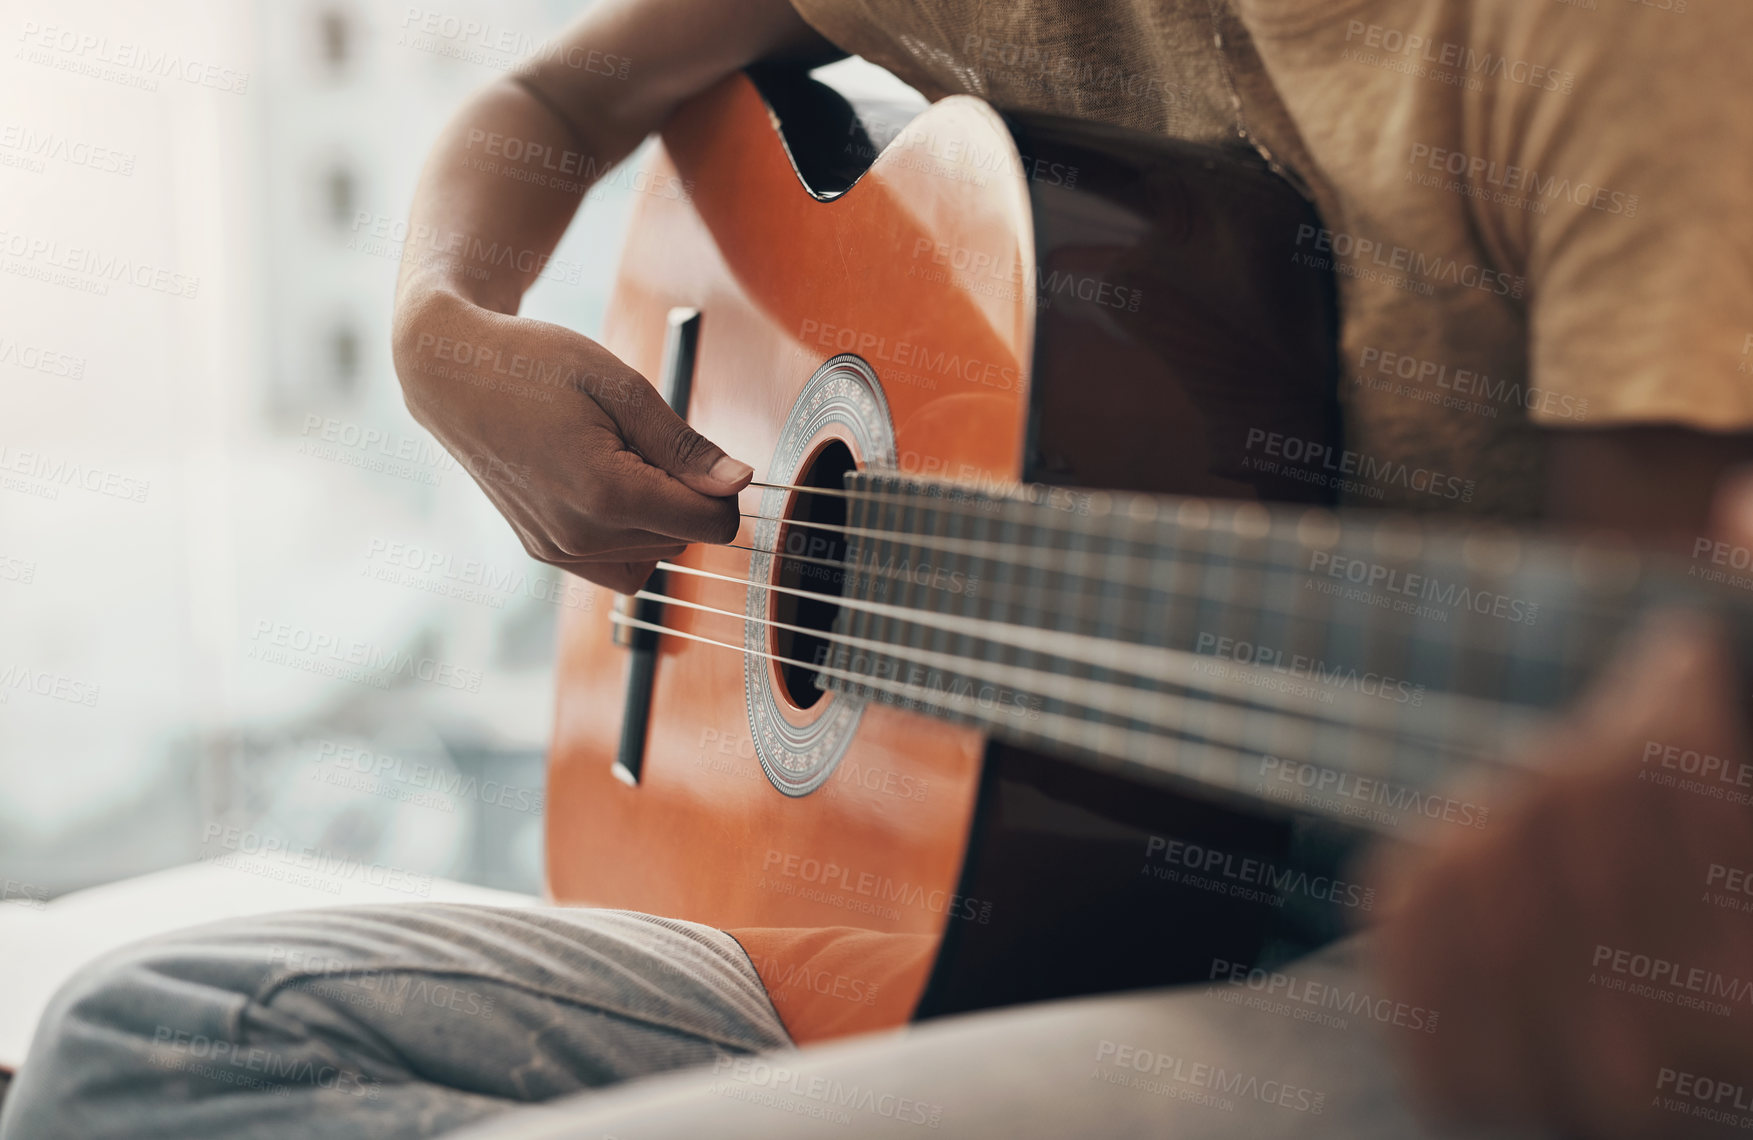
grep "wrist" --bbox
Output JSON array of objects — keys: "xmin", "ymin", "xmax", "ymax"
[{"xmin": 391, "ymin": 284, "xmax": 480, "ymax": 402}]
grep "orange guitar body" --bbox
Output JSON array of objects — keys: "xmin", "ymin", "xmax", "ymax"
[{"xmin": 546, "ymin": 69, "xmax": 1339, "ymax": 1041}]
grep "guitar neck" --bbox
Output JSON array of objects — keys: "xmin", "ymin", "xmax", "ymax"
[{"xmin": 816, "ymin": 472, "xmax": 1753, "ymax": 840}]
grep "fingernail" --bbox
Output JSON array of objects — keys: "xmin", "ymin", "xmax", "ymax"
[{"xmin": 710, "ymin": 456, "xmax": 753, "ymax": 484}]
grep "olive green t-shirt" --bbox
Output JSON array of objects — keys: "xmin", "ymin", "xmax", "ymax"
[{"xmin": 789, "ymin": 0, "xmax": 1753, "ymax": 517}]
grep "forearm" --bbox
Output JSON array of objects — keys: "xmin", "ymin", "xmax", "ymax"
[
  {"xmin": 392, "ymin": 76, "xmax": 637, "ymax": 320},
  {"xmin": 391, "ymin": 0, "xmax": 836, "ymax": 330}
]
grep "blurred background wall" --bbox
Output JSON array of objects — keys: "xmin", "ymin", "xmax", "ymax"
[{"xmin": 1, "ymin": 0, "xmax": 648, "ymax": 900}]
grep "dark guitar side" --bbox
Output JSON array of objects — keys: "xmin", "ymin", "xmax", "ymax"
[{"xmin": 909, "ymin": 103, "xmax": 1348, "ymax": 1016}]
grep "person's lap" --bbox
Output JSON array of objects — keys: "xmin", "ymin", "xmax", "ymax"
[
  {"xmin": 0, "ymin": 905, "xmax": 788, "ymax": 1140},
  {"xmin": 0, "ymin": 902, "xmax": 1520, "ymax": 1139},
  {"xmin": 447, "ymin": 936, "xmax": 1536, "ymax": 1140}
]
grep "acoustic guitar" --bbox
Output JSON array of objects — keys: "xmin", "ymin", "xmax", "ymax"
[{"xmin": 544, "ymin": 65, "xmax": 1751, "ymax": 1040}]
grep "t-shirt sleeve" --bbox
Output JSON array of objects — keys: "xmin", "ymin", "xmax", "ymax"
[
  {"xmin": 1477, "ymin": 0, "xmax": 1753, "ymax": 429},
  {"xmin": 787, "ymin": 0, "xmax": 964, "ymax": 101}
]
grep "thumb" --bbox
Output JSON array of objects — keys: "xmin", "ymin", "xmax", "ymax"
[{"xmin": 610, "ymin": 376, "xmax": 753, "ymax": 496}]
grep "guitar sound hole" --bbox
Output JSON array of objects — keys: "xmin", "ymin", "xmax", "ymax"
[{"xmin": 773, "ymin": 439, "xmax": 856, "ymax": 710}]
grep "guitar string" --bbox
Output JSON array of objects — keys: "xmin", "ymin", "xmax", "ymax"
[
  {"xmin": 748, "ymin": 478, "xmax": 1517, "ymax": 572},
  {"xmin": 653, "ymin": 558, "xmax": 1544, "ymax": 753},
  {"xmin": 720, "ymin": 540, "xmax": 1185, "ymax": 617},
  {"xmin": 606, "ymin": 609, "xmax": 1326, "ymax": 810},
  {"xmin": 634, "ymin": 585, "xmax": 1522, "ymax": 764},
  {"xmin": 604, "ymin": 479, "xmax": 1639, "ymax": 810},
  {"xmin": 744, "ymin": 480, "xmax": 1355, "ymax": 585},
  {"xmin": 750, "ymin": 477, "xmax": 1189, "ymax": 524},
  {"xmin": 711, "ymin": 539, "xmax": 1484, "ymax": 750},
  {"xmin": 742, "ymin": 478, "xmax": 1657, "ymax": 627},
  {"xmin": 721, "ymin": 537, "xmax": 1206, "ymax": 640},
  {"xmin": 720, "ymin": 510, "xmax": 1622, "ymax": 662},
  {"xmin": 608, "ymin": 607, "xmax": 1529, "ymax": 819}
]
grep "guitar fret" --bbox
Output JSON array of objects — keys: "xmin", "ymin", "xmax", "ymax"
[
  {"xmin": 839, "ymin": 478, "xmax": 870, "ymax": 701},
  {"xmin": 959, "ymin": 485, "xmax": 993, "ymax": 718},
  {"xmin": 873, "ymin": 474, "xmax": 903, "ymax": 689},
  {"xmin": 894, "ymin": 483, "xmax": 920, "ymax": 710},
  {"xmin": 908, "ymin": 484, "xmax": 942, "ymax": 709},
  {"xmin": 1059, "ymin": 496, "xmax": 1095, "ymax": 737}
]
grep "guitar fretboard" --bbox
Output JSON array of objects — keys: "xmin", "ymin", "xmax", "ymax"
[{"xmin": 819, "ymin": 472, "xmax": 1752, "ymax": 840}]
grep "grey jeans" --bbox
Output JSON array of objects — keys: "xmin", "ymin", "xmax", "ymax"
[{"xmin": 0, "ymin": 904, "xmax": 1513, "ymax": 1139}]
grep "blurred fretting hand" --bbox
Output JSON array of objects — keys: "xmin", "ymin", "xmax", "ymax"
[{"xmin": 1375, "ymin": 478, "xmax": 1753, "ymax": 1139}]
